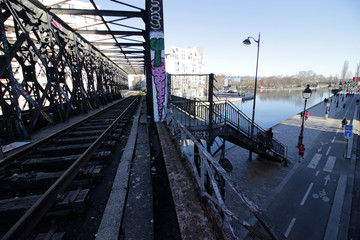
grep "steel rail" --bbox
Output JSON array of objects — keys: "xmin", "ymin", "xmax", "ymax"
[
  {"xmin": 1, "ymin": 95, "xmax": 140, "ymax": 240},
  {"xmin": 0, "ymin": 97, "xmax": 129, "ymax": 169}
]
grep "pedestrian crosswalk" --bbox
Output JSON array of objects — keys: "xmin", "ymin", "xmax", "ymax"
[
  {"xmin": 307, "ymin": 153, "xmax": 322, "ymax": 169},
  {"xmin": 323, "ymin": 156, "xmax": 336, "ymax": 173},
  {"xmin": 307, "ymin": 153, "xmax": 337, "ymax": 173}
]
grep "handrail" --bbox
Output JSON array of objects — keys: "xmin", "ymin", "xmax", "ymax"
[
  {"xmin": 216, "ymin": 100, "xmax": 286, "ymax": 157},
  {"xmin": 165, "ymin": 109, "xmax": 285, "ymax": 240},
  {"xmin": 169, "ymin": 96, "xmax": 286, "ymax": 159}
]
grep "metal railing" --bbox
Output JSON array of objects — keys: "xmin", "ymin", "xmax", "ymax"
[
  {"xmin": 214, "ymin": 100, "xmax": 286, "ymax": 158},
  {"xmin": 165, "ymin": 109, "xmax": 285, "ymax": 240},
  {"xmin": 169, "ymin": 96, "xmax": 287, "ymax": 160}
]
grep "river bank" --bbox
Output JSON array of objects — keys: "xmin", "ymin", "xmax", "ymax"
[{"xmin": 215, "ymin": 93, "xmax": 254, "ymax": 103}]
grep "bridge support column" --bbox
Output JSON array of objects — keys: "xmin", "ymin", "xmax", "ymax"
[{"xmin": 146, "ymin": 0, "xmax": 167, "ymax": 122}]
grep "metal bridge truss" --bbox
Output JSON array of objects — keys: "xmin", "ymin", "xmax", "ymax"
[{"xmin": 0, "ymin": 0, "xmax": 146, "ymax": 142}]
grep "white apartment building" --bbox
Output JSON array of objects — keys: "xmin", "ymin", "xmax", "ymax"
[
  {"xmin": 165, "ymin": 46, "xmax": 208, "ymax": 99},
  {"xmin": 40, "ymin": 0, "xmax": 105, "ymax": 43}
]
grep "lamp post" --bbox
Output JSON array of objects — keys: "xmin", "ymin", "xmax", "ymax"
[
  {"xmin": 243, "ymin": 32, "xmax": 260, "ymax": 160},
  {"xmin": 298, "ymin": 84, "xmax": 312, "ymax": 147}
]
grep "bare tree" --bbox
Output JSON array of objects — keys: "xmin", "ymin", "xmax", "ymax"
[
  {"xmin": 341, "ymin": 60, "xmax": 349, "ymax": 82},
  {"xmin": 297, "ymin": 70, "xmax": 317, "ymax": 85},
  {"xmin": 355, "ymin": 62, "xmax": 360, "ymax": 79},
  {"xmin": 132, "ymin": 76, "xmax": 145, "ymax": 90},
  {"xmin": 214, "ymin": 74, "xmax": 227, "ymax": 91}
]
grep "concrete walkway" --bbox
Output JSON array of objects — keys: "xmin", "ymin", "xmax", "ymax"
[{"xmin": 221, "ymin": 95, "xmax": 359, "ymax": 239}]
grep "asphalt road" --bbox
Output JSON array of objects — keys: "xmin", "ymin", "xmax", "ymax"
[{"xmin": 267, "ymin": 94, "xmax": 358, "ymax": 240}]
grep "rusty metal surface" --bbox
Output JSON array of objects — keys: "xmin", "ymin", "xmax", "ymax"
[
  {"xmin": 164, "ymin": 109, "xmax": 286, "ymax": 240},
  {"xmin": 1, "ymin": 96, "xmax": 140, "ymax": 240},
  {"xmin": 156, "ymin": 122, "xmax": 218, "ymax": 240}
]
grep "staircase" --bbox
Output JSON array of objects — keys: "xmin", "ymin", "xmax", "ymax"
[{"xmin": 169, "ymin": 96, "xmax": 287, "ymax": 162}]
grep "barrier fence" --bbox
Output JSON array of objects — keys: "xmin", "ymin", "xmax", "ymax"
[{"xmin": 165, "ymin": 108, "xmax": 285, "ymax": 240}]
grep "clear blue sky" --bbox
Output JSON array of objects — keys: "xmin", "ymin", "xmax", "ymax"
[{"xmin": 163, "ymin": 0, "xmax": 360, "ymax": 77}]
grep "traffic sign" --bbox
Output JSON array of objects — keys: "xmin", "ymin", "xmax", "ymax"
[{"xmin": 344, "ymin": 124, "xmax": 353, "ymax": 138}]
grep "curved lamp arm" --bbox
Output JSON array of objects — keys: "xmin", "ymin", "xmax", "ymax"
[{"xmin": 243, "ymin": 33, "xmax": 260, "ymax": 45}]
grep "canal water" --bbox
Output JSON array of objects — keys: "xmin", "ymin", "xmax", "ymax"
[
  {"xmin": 234, "ymin": 88, "xmax": 330, "ymax": 130},
  {"xmin": 208, "ymin": 87, "xmax": 330, "ymax": 153}
]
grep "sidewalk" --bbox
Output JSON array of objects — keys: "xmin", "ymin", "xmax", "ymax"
[
  {"xmin": 222, "ymin": 96, "xmax": 359, "ymax": 238},
  {"xmin": 96, "ymin": 97, "xmax": 154, "ymax": 240}
]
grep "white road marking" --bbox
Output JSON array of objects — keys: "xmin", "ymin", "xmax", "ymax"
[
  {"xmin": 331, "ymin": 136, "xmax": 336, "ymax": 143},
  {"xmin": 315, "ymin": 170, "xmax": 320, "ymax": 176},
  {"xmin": 301, "ymin": 182, "xmax": 314, "ymax": 206},
  {"xmin": 285, "ymin": 217, "xmax": 296, "ymax": 237},
  {"xmin": 318, "ymin": 142, "xmax": 328, "ymax": 152},
  {"xmin": 324, "ymin": 174, "xmax": 330, "ymax": 186},
  {"xmin": 323, "ymin": 156, "xmax": 336, "ymax": 173},
  {"xmin": 324, "ymin": 175, "xmax": 347, "ymax": 240},
  {"xmin": 326, "ymin": 146, "xmax": 331, "ymax": 156},
  {"xmin": 307, "ymin": 153, "xmax": 322, "ymax": 169}
]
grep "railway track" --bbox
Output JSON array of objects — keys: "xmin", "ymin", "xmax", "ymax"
[{"xmin": 0, "ymin": 95, "xmax": 140, "ymax": 240}]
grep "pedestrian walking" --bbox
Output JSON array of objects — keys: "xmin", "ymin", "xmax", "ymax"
[
  {"xmin": 265, "ymin": 128, "xmax": 273, "ymax": 148},
  {"xmin": 298, "ymin": 144, "xmax": 305, "ymax": 162},
  {"xmin": 342, "ymin": 103, "xmax": 346, "ymax": 110},
  {"xmin": 342, "ymin": 118, "xmax": 348, "ymax": 129}
]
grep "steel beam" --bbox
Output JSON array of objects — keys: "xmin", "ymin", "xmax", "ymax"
[
  {"xmin": 90, "ymin": 42, "xmax": 144, "ymax": 47},
  {"xmin": 0, "ymin": 0, "xmax": 130, "ymax": 142},
  {"xmin": 51, "ymin": 9, "xmax": 145, "ymax": 19},
  {"xmin": 76, "ymin": 30, "xmax": 145, "ymax": 37}
]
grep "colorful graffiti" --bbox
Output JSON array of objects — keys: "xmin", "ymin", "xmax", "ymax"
[{"xmin": 149, "ymin": 0, "xmax": 167, "ymax": 122}]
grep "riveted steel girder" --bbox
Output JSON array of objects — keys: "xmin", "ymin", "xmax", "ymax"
[
  {"xmin": 51, "ymin": 9, "xmax": 145, "ymax": 19},
  {"xmin": 0, "ymin": 0, "xmax": 130, "ymax": 142}
]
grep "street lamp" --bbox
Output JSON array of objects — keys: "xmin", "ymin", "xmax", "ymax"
[
  {"xmin": 298, "ymin": 84, "xmax": 312, "ymax": 147},
  {"xmin": 243, "ymin": 32, "xmax": 260, "ymax": 160}
]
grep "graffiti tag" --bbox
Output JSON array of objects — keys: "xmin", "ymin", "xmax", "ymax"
[{"xmin": 150, "ymin": 0, "xmax": 162, "ymax": 31}]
